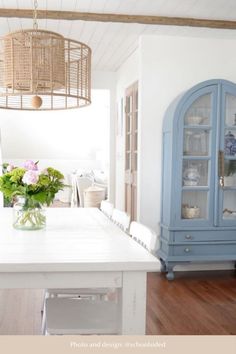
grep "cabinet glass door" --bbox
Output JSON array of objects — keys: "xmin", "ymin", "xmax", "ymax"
[
  {"xmin": 220, "ymin": 91, "xmax": 236, "ymax": 224},
  {"xmin": 180, "ymin": 91, "xmax": 216, "ymax": 225}
]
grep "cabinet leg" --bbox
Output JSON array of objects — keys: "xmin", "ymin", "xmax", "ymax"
[
  {"xmin": 160, "ymin": 259, "xmax": 167, "ymax": 273},
  {"xmin": 166, "ymin": 264, "xmax": 175, "ymax": 280}
]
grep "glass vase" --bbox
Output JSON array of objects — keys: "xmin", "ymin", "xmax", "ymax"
[{"xmin": 13, "ymin": 196, "xmax": 46, "ymax": 230}]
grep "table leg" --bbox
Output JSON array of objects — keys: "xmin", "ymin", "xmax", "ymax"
[{"xmin": 118, "ymin": 271, "xmax": 147, "ymax": 335}]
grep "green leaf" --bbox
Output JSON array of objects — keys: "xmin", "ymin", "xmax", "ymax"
[{"xmin": 31, "ymin": 192, "xmax": 47, "ymax": 204}]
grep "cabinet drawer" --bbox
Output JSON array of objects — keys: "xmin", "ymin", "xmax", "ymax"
[
  {"xmin": 173, "ymin": 243, "xmax": 236, "ymax": 256},
  {"xmin": 174, "ymin": 230, "xmax": 236, "ymax": 243}
]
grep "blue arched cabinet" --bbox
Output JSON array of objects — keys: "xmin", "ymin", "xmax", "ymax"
[{"xmin": 157, "ymin": 79, "xmax": 236, "ymax": 280}]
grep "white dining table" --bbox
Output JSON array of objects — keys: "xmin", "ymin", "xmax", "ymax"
[{"xmin": 0, "ymin": 207, "xmax": 159, "ymax": 334}]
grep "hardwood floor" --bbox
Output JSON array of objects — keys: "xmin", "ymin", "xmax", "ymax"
[
  {"xmin": 0, "ymin": 270, "xmax": 236, "ymax": 334},
  {"xmin": 147, "ymin": 270, "xmax": 236, "ymax": 335},
  {"xmin": 0, "ymin": 289, "xmax": 44, "ymax": 335}
]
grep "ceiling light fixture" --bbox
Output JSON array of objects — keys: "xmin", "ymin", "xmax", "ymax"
[{"xmin": 0, "ymin": 0, "xmax": 91, "ymax": 110}]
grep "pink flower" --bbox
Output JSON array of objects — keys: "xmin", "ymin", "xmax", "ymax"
[
  {"xmin": 6, "ymin": 164, "xmax": 14, "ymax": 172},
  {"xmin": 23, "ymin": 160, "xmax": 38, "ymax": 171},
  {"xmin": 22, "ymin": 170, "xmax": 39, "ymax": 185}
]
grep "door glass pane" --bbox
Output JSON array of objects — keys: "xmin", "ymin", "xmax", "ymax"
[
  {"xmin": 134, "ymin": 112, "xmax": 138, "ymax": 131},
  {"xmin": 224, "ymin": 160, "xmax": 236, "ymax": 186},
  {"xmin": 133, "ymin": 153, "xmax": 137, "ymax": 171},
  {"xmin": 223, "ymin": 190, "xmax": 236, "ymax": 219},
  {"xmin": 182, "ymin": 160, "xmax": 208, "ymax": 187},
  {"xmin": 184, "ymin": 94, "xmax": 211, "ymax": 126},
  {"xmin": 224, "ymin": 129, "xmax": 236, "ymax": 156},
  {"xmin": 225, "ymin": 94, "xmax": 236, "ymax": 126},
  {"xmin": 134, "ymin": 132, "xmax": 137, "ymax": 151},
  {"xmin": 126, "ymin": 153, "xmax": 131, "ymax": 169},
  {"xmin": 126, "ymin": 134, "xmax": 131, "ymax": 151},
  {"xmin": 126, "ymin": 116, "xmax": 131, "ymax": 134},
  {"xmin": 126, "ymin": 96, "xmax": 132, "ymax": 113},
  {"xmin": 184, "ymin": 129, "xmax": 209, "ymax": 156},
  {"xmin": 135, "ymin": 90, "xmax": 138, "ymax": 108},
  {"xmin": 182, "ymin": 191, "xmax": 208, "ymax": 219}
]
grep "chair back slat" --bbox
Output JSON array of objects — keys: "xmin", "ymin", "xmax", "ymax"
[
  {"xmin": 112, "ymin": 208, "xmax": 130, "ymax": 232},
  {"xmin": 129, "ymin": 221, "xmax": 157, "ymax": 253},
  {"xmin": 100, "ymin": 200, "xmax": 114, "ymax": 218}
]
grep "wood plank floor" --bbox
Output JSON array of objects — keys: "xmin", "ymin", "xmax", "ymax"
[
  {"xmin": 0, "ymin": 270, "xmax": 236, "ymax": 334},
  {"xmin": 0, "ymin": 289, "xmax": 44, "ymax": 335},
  {"xmin": 147, "ymin": 270, "xmax": 236, "ymax": 335}
]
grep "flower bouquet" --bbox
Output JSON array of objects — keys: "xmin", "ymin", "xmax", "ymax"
[{"xmin": 0, "ymin": 160, "xmax": 66, "ymax": 230}]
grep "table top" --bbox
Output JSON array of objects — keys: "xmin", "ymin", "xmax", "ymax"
[{"xmin": 0, "ymin": 208, "xmax": 159, "ymax": 272}]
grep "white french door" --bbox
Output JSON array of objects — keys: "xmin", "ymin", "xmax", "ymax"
[{"xmin": 124, "ymin": 82, "xmax": 138, "ymax": 221}]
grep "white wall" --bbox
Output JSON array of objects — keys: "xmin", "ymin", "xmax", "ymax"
[
  {"xmin": 1, "ymin": 90, "xmax": 109, "ymax": 162},
  {"xmin": 115, "ymin": 49, "xmax": 139, "ymax": 209},
  {"xmin": 136, "ymin": 33, "xmax": 236, "ymax": 271},
  {"xmin": 138, "ymin": 34, "xmax": 236, "ymax": 232},
  {"xmin": 0, "ymin": 130, "xmax": 2, "ymax": 207},
  {"xmin": 114, "ymin": 31, "xmax": 236, "ymax": 271},
  {"xmin": 92, "ymin": 71, "xmax": 117, "ymax": 203},
  {"xmin": 0, "ymin": 70, "xmax": 117, "ymax": 203},
  {"xmin": 1, "ymin": 90, "xmax": 110, "ymax": 203}
]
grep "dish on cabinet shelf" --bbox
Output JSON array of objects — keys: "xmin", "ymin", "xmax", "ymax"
[
  {"xmin": 186, "ymin": 116, "xmax": 203, "ymax": 125},
  {"xmin": 183, "ymin": 167, "xmax": 200, "ymax": 186},
  {"xmin": 224, "ymin": 130, "xmax": 236, "ymax": 156},
  {"xmin": 182, "ymin": 205, "xmax": 200, "ymax": 219}
]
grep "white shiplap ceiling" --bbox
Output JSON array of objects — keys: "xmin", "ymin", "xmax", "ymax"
[{"xmin": 1, "ymin": 0, "xmax": 236, "ymax": 71}]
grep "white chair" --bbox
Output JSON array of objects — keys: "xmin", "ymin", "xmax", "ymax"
[
  {"xmin": 42, "ymin": 288, "xmax": 117, "ymax": 335},
  {"xmin": 43, "ymin": 298, "xmax": 118, "ymax": 335},
  {"xmin": 43, "ymin": 286, "xmax": 110, "ymax": 322},
  {"xmin": 129, "ymin": 221, "xmax": 157, "ymax": 253},
  {"xmin": 76, "ymin": 177, "xmax": 92, "ymax": 207},
  {"xmin": 100, "ymin": 200, "xmax": 114, "ymax": 218},
  {"xmin": 111, "ymin": 208, "xmax": 130, "ymax": 232}
]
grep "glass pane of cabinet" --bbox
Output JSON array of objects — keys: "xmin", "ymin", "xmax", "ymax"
[
  {"xmin": 183, "ymin": 129, "xmax": 209, "ymax": 156},
  {"xmin": 221, "ymin": 159, "xmax": 236, "ymax": 220},
  {"xmin": 225, "ymin": 93, "xmax": 236, "ymax": 126},
  {"xmin": 224, "ymin": 129, "xmax": 236, "ymax": 156},
  {"xmin": 182, "ymin": 160, "xmax": 208, "ymax": 187},
  {"xmin": 223, "ymin": 190, "xmax": 236, "ymax": 219},
  {"xmin": 184, "ymin": 93, "xmax": 211, "ymax": 126},
  {"xmin": 220, "ymin": 90, "xmax": 236, "ymax": 224},
  {"xmin": 224, "ymin": 160, "xmax": 236, "ymax": 186},
  {"xmin": 180, "ymin": 91, "xmax": 212, "ymax": 225},
  {"xmin": 182, "ymin": 191, "xmax": 208, "ymax": 220}
]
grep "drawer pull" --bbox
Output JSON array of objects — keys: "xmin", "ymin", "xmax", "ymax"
[
  {"xmin": 184, "ymin": 248, "xmax": 191, "ymax": 253},
  {"xmin": 185, "ymin": 234, "xmax": 192, "ymax": 240}
]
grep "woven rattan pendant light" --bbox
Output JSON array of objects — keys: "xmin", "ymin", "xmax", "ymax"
[{"xmin": 0, "ymin": 1, "xmax": 91, "ymax": 110}]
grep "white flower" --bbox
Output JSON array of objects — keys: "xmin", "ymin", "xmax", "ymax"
[
  {"xmin": 22, "ymin": 170, "xmax": 39, "ymax": 185},
  {"xmin": 6, "ymin": 164, "xmax": 14, "ymax": 172}
]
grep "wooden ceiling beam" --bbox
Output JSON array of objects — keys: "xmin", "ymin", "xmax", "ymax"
[{"xmin": 0, "ymin": 8, "xmax": 236, "ymax": 30}]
